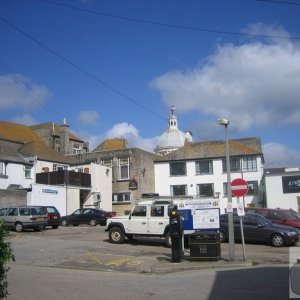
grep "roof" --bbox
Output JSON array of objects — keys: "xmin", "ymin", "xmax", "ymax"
[
  {"xmin": 264, "ymin": 167, "xmax": 300, "ymax": 176},
  {"xmin": 93, "ymin": 138, "xmax": 128, "ymax": 151},
  {"xmin": 155, "ymin": 137, "xmax": 263, "ymax": 162},
  {"xmin": 0, "ymin": 139, "xmax": 32, "ymax": 165},
  {"xmin": 30, "ymin": 122, "xmax": 83, "ymax": 142},
  {"xmin": 0, "ymin": 121, "xmax": 75, "ymax": 164}
]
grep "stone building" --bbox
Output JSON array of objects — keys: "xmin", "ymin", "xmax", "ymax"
[
  {"xmin": 71, "ymin": 138, "xmax": 160, "ymax": 215},
  {"xmin": 30, "ymin": 118, "xmax": 89, "ymax": 155}
]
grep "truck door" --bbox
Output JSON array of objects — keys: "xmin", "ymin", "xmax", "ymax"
[
  {"xmin": 128, "ymin": 205, "xmax": 148, "ymax": 233},
  {"xmin": 148, "ymin": 205, "xmax": 168, "ymax": 234}
]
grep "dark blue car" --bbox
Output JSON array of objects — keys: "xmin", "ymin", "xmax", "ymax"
[{"xmin": 220, "ymin": 212, "xmax": 299, "ymax": 247}]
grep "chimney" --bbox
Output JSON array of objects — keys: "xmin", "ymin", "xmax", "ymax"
[{"xmin": 60, "ymin": 117, "xmax": 70, "ymax": 155}]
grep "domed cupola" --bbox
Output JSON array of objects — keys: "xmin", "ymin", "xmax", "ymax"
[{"xmin": 155, "ymin": 106, "xmax": 191, "ymax": 156}]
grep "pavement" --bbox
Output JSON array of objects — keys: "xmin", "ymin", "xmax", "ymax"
[{"xmin": 53, "ymin": 246, "xmax": 266, "ymax": 274}]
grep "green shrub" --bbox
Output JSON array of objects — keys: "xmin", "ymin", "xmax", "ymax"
[{"xmin": 0, "ymin": 221, "xmax": 15, "ymax": 299}]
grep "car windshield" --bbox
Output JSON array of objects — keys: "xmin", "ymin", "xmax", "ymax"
[
  {"xmin": 281, "ymin": 210, "xmax": 298, "ymax": 221},
  {"xmin": 253, "ymin": 213, "xmax": 272, "ymax": 225}
]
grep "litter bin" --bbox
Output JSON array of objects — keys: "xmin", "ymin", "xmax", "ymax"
[{"xmin": 189, "ymin": 231, "xmax": 221, "ymax": 261}]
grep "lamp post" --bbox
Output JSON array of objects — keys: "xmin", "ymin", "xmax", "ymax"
[{"xmin": 218, "ymin": 118, "xmax": 235, "ymax": 261}]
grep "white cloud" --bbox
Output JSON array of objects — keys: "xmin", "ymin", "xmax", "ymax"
[
  {"xmin": 11, "ymin": 114, "xmax": 37, "ymax": 126},
  {"xmin": 77, "ymin": 110, "xmax": 99, "ymax": 126},
  {"xmin": 263, "ymin": 143, "xmax": 300, "ymax": 168},
  {"xmin": 0, "ymin": 74, "xmax": 51, "ymax": 111},
  {"xmin": 77, "ymin": 122, "xmax": 159, "ymax": 152},
  {"xmin": 151, "ymin": 23, "xmax": 300, "ymax": 132}
]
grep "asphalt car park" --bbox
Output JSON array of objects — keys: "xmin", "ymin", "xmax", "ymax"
[{"xmin": 5, "ymin": 225, "xmax": 299, "ymax": 274}]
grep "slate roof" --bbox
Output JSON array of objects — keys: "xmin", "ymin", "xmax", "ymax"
[
  {"xmin": 0, "ymin": 121, "xmax": 75, "ymax": 164},
  {"xmin": 30, "ymin": 122, "xmax": 83, "ymax": 142},
  {"xmin": 155, "ymin": 137, "xmax": 263, "ymax": 162}
]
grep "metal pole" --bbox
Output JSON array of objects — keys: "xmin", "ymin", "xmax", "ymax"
[
  {"xmin": 225, "ymin": 124, "xmax": 235, "ymax": 261},
  {"xmin": 238, "ymin": 197, "xmax": 246, "ymax": 261}
]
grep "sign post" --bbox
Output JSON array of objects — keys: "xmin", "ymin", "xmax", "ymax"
[{"xmin": 231, "ymin": 178, "xmax": 248, "ymax": 261}]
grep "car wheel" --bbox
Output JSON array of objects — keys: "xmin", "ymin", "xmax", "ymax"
[
  {"xmin": 89, "ymin": 219, "xmax": 97, "ymax": 226},
  {"xmin": 219, "ymin": 231, "xmax": 227, "ymax": 243},
  {"xmin": 271, "ymin": 233, "xmax": 285, "ymax": 247},
  {"xmin": 34, "ymin": 227, "xmax": 41, "ymax": 232},
  {"xmin": 109, "ymin": 227, "xmax": 125, "ymax": 244},
  {"xmin": 14, "ymin": 222, "xmax": 23, "ymax": 232},
  {"xmin": 165, "ymin": 231, "xmax": 172, "ymax": 248},
  {"xmin": 61, "ymin": 219, "xmax": 68, "ymax": 226},
  {"xmin": 52, "ymin": 225, "xmax": 59, "ymax": 229}
]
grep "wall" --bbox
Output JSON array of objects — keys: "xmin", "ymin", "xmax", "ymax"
[
  {"xmin": 0, "ymin": 163, "xmax": 33, "ymax": 189},
  {"xmin": 28, "ymin": 183, "xmax": 67, "ymax": 216},
  {"xmin": 66, "ymin": 187, "xmax": 80, "ymax": 215},
  {"xmin": 155, "ymin": 157, "xmax": 264, "ymax": 214},
  {"xmin": 265, "ymin": 173, "xmax": 300, "ymax": 211},
  {"xmin": 0, "ymin": 189, "xmax": 27, "ymax": 208}
]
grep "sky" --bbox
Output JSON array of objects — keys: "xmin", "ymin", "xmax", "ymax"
[{"xmin": 1, "ymin": 0, "xmax": 300, "ymax": 168}]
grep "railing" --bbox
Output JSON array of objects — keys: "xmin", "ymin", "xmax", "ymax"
[{"xmin": 36, "ymin": 170, "xmax": 91, "ymax": 187}]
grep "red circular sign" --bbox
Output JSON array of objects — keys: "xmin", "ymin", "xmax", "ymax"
[{"xmin": 231, "ymin": 178, "xmax": 249, "ymax": 197}]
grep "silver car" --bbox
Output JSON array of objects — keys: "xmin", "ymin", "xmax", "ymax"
[{"xmin": 0, "ymin": 206, "xmax": 48, "ymax": 232}]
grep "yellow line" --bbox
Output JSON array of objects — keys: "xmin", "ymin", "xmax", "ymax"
[{"xmin": 87, "ymin": 252, "xmax": 103, "ymax": 265}]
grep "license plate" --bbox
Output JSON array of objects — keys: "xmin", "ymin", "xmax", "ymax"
[
  {"xmin": 53, "ymin": 216, "xmax": 57, "ymax": 219},
  {"xmin": 36, "ymin": 218, "xmax": 44, "ymax": 221}
]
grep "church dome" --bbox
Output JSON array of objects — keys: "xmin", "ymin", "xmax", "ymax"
[{"xmin": 155, "ymin": 106, "xmax": 189, "ymax": 155}]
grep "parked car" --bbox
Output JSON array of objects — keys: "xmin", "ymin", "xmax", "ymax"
[
  {"xmin": 246, "ymin": 207, "xmax": 300, "ymax": 229},
  {"xmin": 220, "ymin": 212, "xmax": 299, "ymax": 247},
  {"xmin": 61, "ymin": 208, "xmax": 113, "ymax": 227},
  {"xmin": 0, "ymin": 206, "xmax": 48, "ymax": 232},
  {"xmin": 41, "ymin": 206, "xmax": 61, "ymax": 229}
]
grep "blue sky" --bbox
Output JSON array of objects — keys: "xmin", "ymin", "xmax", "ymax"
[{"xmin": 1, "ymin": 0, "xmax": 300, "ymax": 168}]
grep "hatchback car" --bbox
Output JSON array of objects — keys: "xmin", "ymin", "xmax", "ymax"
[
  {"xmin": 41, "ymin": 206, "xmax": 61, "ymax": 229},
  {"xmin": 246, "ymin": 207, "xmax": 300, "ymax": 229},
  {"xmin": 220, "ymin": 212, "xmax": 299, "ymax": 247},
  {"xmin": 0, "ymin": 206, "xmax": 48, "ymax": 232},
  {"xmin": 61, "ymin": 208, "xmax": 113, "ymax": 227}
]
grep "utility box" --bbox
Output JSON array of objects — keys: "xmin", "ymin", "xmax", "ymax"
[{"xmin": 189, "ymin": 231, "xmax": 221, "ymax": 261}]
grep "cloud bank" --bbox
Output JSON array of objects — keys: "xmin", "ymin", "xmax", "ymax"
[{"xmin": 151, "ymin": 23, "xmax": 300, "ymax": 132}]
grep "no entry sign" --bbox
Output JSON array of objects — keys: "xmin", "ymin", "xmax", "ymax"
[{"xmin": 231, "ymin": 178, "xmax": 249, "ymax": 197}]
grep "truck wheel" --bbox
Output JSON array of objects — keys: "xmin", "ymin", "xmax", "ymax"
[
  {"xmin": 165, "ymin": 231, "xmax": 172, "ymax": 248},
  {"xmin": 109, "ymin": 227, "xmax": 125, "ymax": 244}
]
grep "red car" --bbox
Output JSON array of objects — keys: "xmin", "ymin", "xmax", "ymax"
[{"xmin": 246, "ymin": 207, "xmax": 300, "ymax": 229}]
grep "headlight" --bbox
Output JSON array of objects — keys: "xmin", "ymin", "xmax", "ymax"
[{"xmin": 287, "ymin": 231, "xmax": 297, "ymax": 236}]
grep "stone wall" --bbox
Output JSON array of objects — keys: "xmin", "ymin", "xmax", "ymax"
[{"xmin": 0, "ymin": 189, "xmax": 27, "ymax": 208}]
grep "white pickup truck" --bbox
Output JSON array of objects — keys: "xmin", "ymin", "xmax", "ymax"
[{"xmin": 106, "ymin": 202, "xmax": 173, "ymax": 247}]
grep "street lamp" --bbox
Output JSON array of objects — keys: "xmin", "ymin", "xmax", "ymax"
[{"xmin": 218, "ymin": 118, "xmax": 235, "ymax": 261}]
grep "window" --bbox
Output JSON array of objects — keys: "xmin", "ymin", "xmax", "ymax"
[
  {"xmin": 131, "ymin": 206, "xmax": 146, "ymax": 217},
  {"xmin": 195, "ymin": 160, "xmax": 213, "ymax": 175},
  {"xmin": 73, "ymin": 145, "xmax": 82, "ymax": 154},
  {"xmin": 101, "ymin": 159, "xmax": 112, "ymax": 167},
  {"xmin": 170, "ymin": 162, "xmax": 186, "ymax": 176},
  {"xmin": 247, "ymin": 181, "xmax": 258, "ymax": 195},
  {"xmin": 243, "ymin": 157, "xmax": 257, "ymax": 172},
  {"xmin": 112, "ymin": 193, "xmax": 131, "ymax": 203},
  {"xmin": 24, "ymin": 165, "xmax": 32, "ymax": 179},
  {"xmin": 171, "ymin": 185, "xmax": 187, "ymax": 196},
  {"xmin": 151, "ymin": 205, "xmax": 164, "ymax": 217},
  {"xmin": 0, "ymin": 162, "xmax": 5, "ymax": 175},
  {"xmin": 53, "ymin": 164, "xmax": 68, "ymax": 171},
  {"xmin": 117, "ymin": 158, "xmax": 130, "ymax": 180},
  {"xmin": 223, "ymin": 182, "xmax": 228, "ymax": 196},
  {"xmin": 197, "ymin": 183, "xmax": 214, "ymax": 197},
  {"xmin": 222, "ymin": 157, "xmax": 241, "ymax": 172}
]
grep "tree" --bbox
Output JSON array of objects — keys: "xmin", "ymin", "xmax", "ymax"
[{"xmin": 0, "ymin": 221, "xmax": 15, "ymax": 299}]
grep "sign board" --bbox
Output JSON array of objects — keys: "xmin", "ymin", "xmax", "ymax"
[
  {"xmin": 231, "ymin": 178, "xmax": 249, "ymax": 197},
  {"xmin": 174, "ymin": 198, "xmax": 220, "ymax": 231},
  {"xmin": 237, "ymin": 203, "xmax": 245, "ymax": 216}
]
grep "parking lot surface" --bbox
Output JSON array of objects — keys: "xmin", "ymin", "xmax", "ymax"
[{"xmin": 6, "ymin": 225, "xmax": 298, "ymax": 274}]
